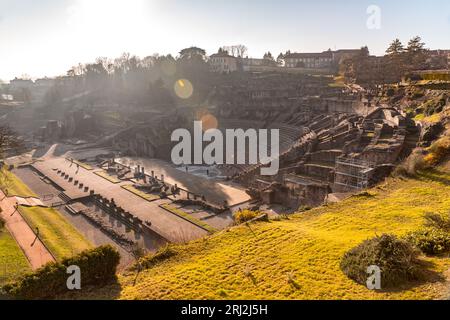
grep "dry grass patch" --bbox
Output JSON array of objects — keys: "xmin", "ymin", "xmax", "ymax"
[
  {"xmin": 94, "ymin": 170, "xmax": 121, "ymax": 184},
  {"xmin": 121, "ymin": 185, "xmax": 160, "ymax": 202},
  {"xmin": 68, "ymin": 159, "xmax": 93, "ymax": 171}
]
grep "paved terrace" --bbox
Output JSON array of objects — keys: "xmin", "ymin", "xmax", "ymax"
[
  {"xmin": 32, "ymin": 157, "xmax": 208, "ymax": 243},
  {"xmin": 115, "ymin": 157, "xmax": 252, "ymax": 207}
]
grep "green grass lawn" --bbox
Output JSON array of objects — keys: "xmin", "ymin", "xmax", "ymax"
[
  {"xmin": 0, "ymin": 228, "xmax": 31, "ymax": 285},
  {"xmin": 0, "ymin": 169, "xmax": 37, "ymax": 197},
  {"xmin": 18, "ymin": 206, "xmax": 92, "ymax": 260}
]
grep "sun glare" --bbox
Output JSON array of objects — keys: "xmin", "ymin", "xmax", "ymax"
[{"xmin": 67, "ymin": 0, "xmax": 154, "ymax": 53}]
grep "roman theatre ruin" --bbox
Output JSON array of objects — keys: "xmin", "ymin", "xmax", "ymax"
[{"xmin": 9, "ymin": 72, "xmax": 419, "ymax": 255}]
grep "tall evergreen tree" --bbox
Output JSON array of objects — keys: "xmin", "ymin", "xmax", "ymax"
[
  {"xmin": 386, "ymin": 39, "xmax": 404, "ymax": 55},
  {"xmin": 406, "ymin": 36, "xmax": 428, "ymax": 69},
  {"xmin": 406, "ymin": 36, "xmax": 425, "ymax": 53}
]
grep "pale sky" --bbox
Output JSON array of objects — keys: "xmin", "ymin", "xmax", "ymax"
[{"xmin": 1, "ymin": 0, "xmax": 449, "ymax": 80}]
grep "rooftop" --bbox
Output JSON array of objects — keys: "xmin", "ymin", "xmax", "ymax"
[{"xmin": 285, "ymin": 51, "xmax": 333, "ymax": 59}]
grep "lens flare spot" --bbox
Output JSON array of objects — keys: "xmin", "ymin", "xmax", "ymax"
[
  {"xmin": 200, "ymin": 113, "xmax": 218, "ymax": 131},
  {"xmin": 174, "ymin": 79, "xmax": 193, "ymax": 99}
]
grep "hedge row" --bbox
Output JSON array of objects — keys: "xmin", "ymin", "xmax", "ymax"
[{"xmin": 2, "ymin": 245, "xmax": 120, "ymax": 299}]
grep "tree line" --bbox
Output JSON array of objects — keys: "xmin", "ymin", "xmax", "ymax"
[
  {"xmin": 45, "ymin": 47, "xmax": 215, "ymax": 110},
  {"xmin": 341, "ymin": 36, "xmax": 442, "ymax": 85}
]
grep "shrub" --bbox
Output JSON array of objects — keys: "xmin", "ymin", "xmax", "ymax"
[
  {"xmin": 412, "ymin": 91, "xmax": 424, "ymax": 99},
  {"xmin": 271, "ymin": 214, "xmax": 290, "ymax": 221},
  {"xmin": 233, "ymin": 210, "xmax": 260, "ymax": 224},
  {"xmin": 2, "ymin": 245, "xmax": 120, "ymax": 299},
  {"xmin": 340, "ymin": 234, "xmax": 425, "ymax": 288},
  {"xmin": 130, "ymin": 245, "xmax": 147, "ymax": 261},
  {"xmin": 298, "ymin": 205, "xmax": 312, "ymax": 212},
  {"xmin": 423, "ymin": 153, "xmax": 440, "ymax": 166},
  {"xmin": 404, "ymin": 228, "xmax": 450, "ymax": 255},
  {"xmin": 132, "ymin": 245, "xmax": 177, "ymax": 270},
  {"xmin": 426, "ymin": 136, "xmax": 450, "ymax": 165},
  {"xmin": 386, "ymin": 88, "xmax": 395, "ymax": 97},
  {"xmin": 424, "ymin": 212, "xmax": 450, "ymax": 231},
  {"xmin": 393, "ymin": 150, "xmax": 427, "ymax": 176},
  {"xmin": 422, "ymin": 96, "xmax": 447, "ymax": 116}
]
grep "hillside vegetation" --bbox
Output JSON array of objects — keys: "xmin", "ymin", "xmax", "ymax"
[
  {"xmin": 0, "ymin": 228, "xmax": 31, "ymax": 286},
  {"xmin": 73, "ymin": 166, "xmax": 450, "ymax": 300}
]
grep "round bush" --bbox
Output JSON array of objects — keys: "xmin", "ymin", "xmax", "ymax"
[
  {"xmin": 233, "ymin": 210, "xmax": 260, "ymax": 224},
  {"xmin": 428, "ymin": 136, "xmax": 450, "ymax": 164},
  {"xmin": 405, "ymin": 228, "xmax": 450, "ymax": 255},
  {"xmin": 340, "ymin": 234, "xmax": 425, "ymax": 288}
]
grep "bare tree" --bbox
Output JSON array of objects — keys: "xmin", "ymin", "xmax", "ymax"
[
  {"xmin": 221, "ymin": 46, "xmax": 234, "ymax": 57},
  {"xmin": 221, "ymin": 45, "xmax": 247, "ymax": 58},
  {"xmin": 235, "ymin": 44, "xmax": 248, "ymax": 58},
  {"xmin": 67, "ymin": 63, "xmax": 85, "ymax": 77}
]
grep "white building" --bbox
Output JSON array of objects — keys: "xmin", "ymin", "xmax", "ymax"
[
  {"xmin": 35, "ymin": 77, "xmax": 56, "ymax": 87},
  {"xmin": 209, "ymin": 53, "xmax": 238, "ymax": 73},
  {"xmin": 239, "ymin": 57, "xmax": 278, "ymax": 71},
  {"xmin": 284, "ymin": 51, "xmax": 334, "ymax": 69},
  {"xmin": 284, "ymin": 49, "xmax": 361, "ymax": 69},
  {"xmin": 9, "ymin": 78, "xmax": 34, "ymax": 89}
]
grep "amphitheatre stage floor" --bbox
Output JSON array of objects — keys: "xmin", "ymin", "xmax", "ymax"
[
  {"xmin": 116, "ymin": 157, "xmax": 251, "ymax": 207},
  {"xmin": 32, "ymin": 157, "xmax": 209, "ymax": 243}
]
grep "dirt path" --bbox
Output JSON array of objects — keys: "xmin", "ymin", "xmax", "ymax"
[{"xmin": 0, "ymin": 190, "xmax": 55, "ymax": 270}]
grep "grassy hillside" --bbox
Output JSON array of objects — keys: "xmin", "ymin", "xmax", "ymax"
[{"xmin": 75, "ymin": 167, "xmax": 450, "ymax": 300}]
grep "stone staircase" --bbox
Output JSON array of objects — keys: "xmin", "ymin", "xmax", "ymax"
[{"xmin": 58, "ymin": 192, "xmax": 72, "ymax": 204}]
